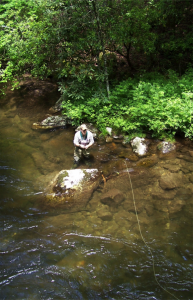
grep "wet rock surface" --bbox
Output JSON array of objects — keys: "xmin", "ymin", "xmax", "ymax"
[
  {"xmin": 44, "ymin": 169, "xmax": 101, "ymax": 211},
  {"xmin": 32, "ymin": 115, "xmax": 68, "ymax": 130}
]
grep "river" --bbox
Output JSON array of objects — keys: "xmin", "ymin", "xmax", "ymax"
[{"xmin": 0, "ymin": 79, "xmax": 192, "ymax": 300}]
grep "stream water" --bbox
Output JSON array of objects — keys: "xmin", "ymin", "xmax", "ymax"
[{"xmin": 0, "ymin": 80, "xmax": 193, "ymax": 300}]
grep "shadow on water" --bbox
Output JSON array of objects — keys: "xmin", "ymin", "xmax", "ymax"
[{"xmin": 0, "ymin": 80, "xmax": 193, "ymax": 300}]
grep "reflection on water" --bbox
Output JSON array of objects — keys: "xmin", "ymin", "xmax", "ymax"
[{"xmin": 0, "ymin": 83, "xmax": 193, "ymax": 299}]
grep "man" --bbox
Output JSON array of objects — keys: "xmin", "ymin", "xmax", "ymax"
[{"xmin": 73, "ymin": 124, "xmax": 94, "ymax": 167}]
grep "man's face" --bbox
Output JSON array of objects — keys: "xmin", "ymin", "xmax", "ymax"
[{"xmin": 81, "ymin": 129, "xmax": 87, "ymax": 136}]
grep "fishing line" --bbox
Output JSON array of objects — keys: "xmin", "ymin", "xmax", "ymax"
[{"xmin": 124, "ymin": 161, "xmax": 180, "ymax": 300}]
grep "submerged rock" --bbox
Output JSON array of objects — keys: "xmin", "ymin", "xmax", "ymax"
[
  {"xmin": 152, "ymin": 189, "xmax": 176, "ymax": 200},
  {"xmin": 131, "ymin": 137, "xmax": 147, "ymax": 156},
  {"xmin": 97, "ymin": 206, "xmax": 113, "ymax": 221},
  {"xmin": 45, "ymin": 169, "xmax": 101, "ymax": 210},
  {"xmin": 168, "ymin": 199, "xmax": 186, "ymax": 214},
  {"xmin": 118, "ymin": 150, "xmax": 137, "ymax": 161},
  {"xmin": 159, "ymin": 171, "xmax": 185, "ymax": 190},
  {"xmin": 163, "ymin": 163, "xmax": 181, "ymax": 173},
  {"xmin": 32, "ymin": 115, "xmax": 67, "ymax": 130},
  {"xmin": 101, "ymin": 188, "xmax": 125, "ymax": 207},
  {"xmin": 136, "ymin": 155, "xmax": 158, "ymax": 168}
]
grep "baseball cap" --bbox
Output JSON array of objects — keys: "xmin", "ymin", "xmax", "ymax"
[{"xmin": 81, "ymin": 124, "xmax": 87, "ymax": 130}]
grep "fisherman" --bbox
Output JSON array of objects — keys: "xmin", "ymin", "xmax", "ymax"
[{"xmin": 73, "ymin": 124, "xmax": 94, "ymax": 167}]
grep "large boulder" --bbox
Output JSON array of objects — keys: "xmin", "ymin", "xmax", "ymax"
[
  {"xmin": 32, "ymin": 115, "xmax": 67, "ymax": 130},
  {"xmin": 131, "ymin": 137, "xmax": 147, "ymax": 156},
  {"xmin": 44, "ymin": 169, "xmax": 101, "ymax": 211}
]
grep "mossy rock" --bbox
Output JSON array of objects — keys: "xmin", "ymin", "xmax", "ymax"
[{"xmin": 44, "ymin": 169, "xmax": 101, "ymax": 211}]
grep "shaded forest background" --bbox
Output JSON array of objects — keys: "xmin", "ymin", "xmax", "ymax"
[{"xmin": 1, "ymin": 0, "xmax": 193, "ymax": 139}]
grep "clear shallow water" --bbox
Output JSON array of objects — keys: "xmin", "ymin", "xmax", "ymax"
[{"xmin": 0, "ymin": 82, "xmax": 193, "ymax": 299}]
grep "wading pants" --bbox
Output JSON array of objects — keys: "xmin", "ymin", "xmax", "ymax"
[{"xmin": 74, "ymin": 146, "xmax": 90, "ymax": 163}]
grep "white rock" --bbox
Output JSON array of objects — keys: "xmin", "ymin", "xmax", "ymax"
[
  {"xmin": 106, "ymin": 127, "xmax": 112, "ymax": 135},
  {"xmin": 56, "ymin": 169, "xmax": 98, "ymax": 190},
  {"xmin": 131, "ymin": 137, "xmax": 147, "ymax": 156}
]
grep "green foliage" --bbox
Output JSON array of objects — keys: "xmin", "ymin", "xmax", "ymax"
[
  {"xmin": 0, "ymin": 0, "xmax": 57, "ymax": 89},
  {"xmin": 61, "ymin": 69, "xmax": 193, "ymax": 139},
  {"xmin": 1, "ymin": 0, "xmax": 193, "ymax": 140},
  {"xmin": 1, "ymin": 0, "xmax": 193, "ymax": 91}
]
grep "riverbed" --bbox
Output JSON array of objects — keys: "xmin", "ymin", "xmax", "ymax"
[{"xmin": 0, "ymin": 80, "xmax": 192, "ymax": 299}]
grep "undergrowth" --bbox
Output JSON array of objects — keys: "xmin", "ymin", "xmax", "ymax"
[{"xmin": 60, "ymin": 68, "xmax": 193, "ymax": 139}]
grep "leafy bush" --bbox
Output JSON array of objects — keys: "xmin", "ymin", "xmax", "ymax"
[{"xmin": 61, "ymin": 69, "xmax": 193, "ymax": 139}]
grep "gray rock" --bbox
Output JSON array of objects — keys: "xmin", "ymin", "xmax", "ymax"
[
  {"xmin": 32, "ymin": 115, "xmax": 67, "ymax": 130},
  {"xmin": 157, "ymin": 141, "xmax": 176, "ymax": 154}
]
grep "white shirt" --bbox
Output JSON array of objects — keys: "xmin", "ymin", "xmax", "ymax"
[{"xmin": 73, "ymin": 130, "xmax": 94, "ymax": 147}]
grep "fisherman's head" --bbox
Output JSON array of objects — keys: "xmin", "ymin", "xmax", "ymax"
[{"xmin": 80, "ymin": 124, "xmax": 87, "ymax": 136}]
